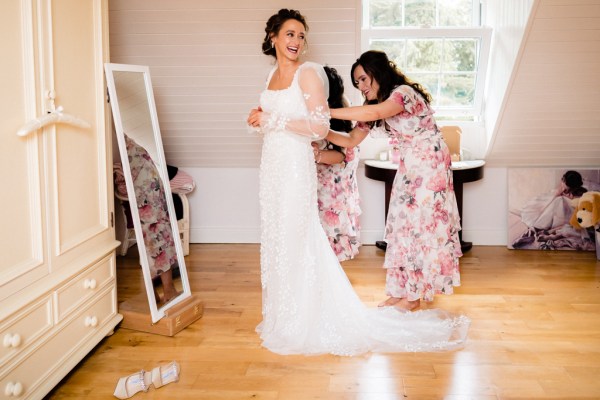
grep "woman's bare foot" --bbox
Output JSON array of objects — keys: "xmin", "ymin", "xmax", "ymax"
[
  {"xmin": 394, "ymin": 298, "xmax": 421, "ymax": 311},
  {"xmin": 159, "ymin": 269, "xmax": 179, "ymax": 303},
  {"xmin": 378, "ymin": 297, "xmax": 402, "ymax": 307},
  {"xmin": 162, "ymin": 286, "xmax": 180, "ymax": 303}
]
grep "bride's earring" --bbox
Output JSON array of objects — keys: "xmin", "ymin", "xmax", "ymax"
[{"xmin": 271, "ymin": 41, "xmax": 274, "ymax": 49}]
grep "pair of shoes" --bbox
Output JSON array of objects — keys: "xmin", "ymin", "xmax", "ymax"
[
  {"xmin": 113, "ymin": 369, "xmax": 151, "ymax": 399},
  {"xmin": 114, "ymin": 361, "xmax": 180, "ymax": 399},
  {"xmin": 151, "ymin": 361, "xmax": 180, "ymax": 389}
]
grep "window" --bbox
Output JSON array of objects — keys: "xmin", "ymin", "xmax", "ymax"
[{"xmin": 362, "ymin": 0, "xmax": 491, "ymax": 121}]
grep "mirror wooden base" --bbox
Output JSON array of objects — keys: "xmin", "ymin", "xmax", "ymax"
[{"xmin": 118, "ymin": 293, "xmax": 203, "ymax": 336}]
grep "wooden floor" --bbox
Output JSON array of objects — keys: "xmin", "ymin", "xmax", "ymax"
[{"xmin": 46, "ymin": 244, "xmax": 600, "ymax": 400}]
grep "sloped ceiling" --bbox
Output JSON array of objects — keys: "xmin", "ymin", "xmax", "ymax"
[{"xmin": 485, "ymin": 0, "xmax": 600, "ymax": 167}]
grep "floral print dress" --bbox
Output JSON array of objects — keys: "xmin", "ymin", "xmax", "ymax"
[
  {"xmin": 125, "ymin": 135, "xmax": 178, "ymax": 279},
  {"xmin": 379, "ymin": 85, "xmax": 462, "ymax": 301},
  {"xmin": 316, "ymin": 142, "xmax": 361, "ymax": 261}
]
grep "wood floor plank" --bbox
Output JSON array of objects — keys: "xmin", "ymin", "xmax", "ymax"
[{"xmin": 44, "ymin": 244, "xmax": 600, "ymax": 399}]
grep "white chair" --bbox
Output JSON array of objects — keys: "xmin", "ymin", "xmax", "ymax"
[
  {"xmin": 176, "ymin": 192, "xmax": 190, "ymax": 256},
  {"xmin": 440, "ymin": 125, "xmax": 462, "ymax": 161}
]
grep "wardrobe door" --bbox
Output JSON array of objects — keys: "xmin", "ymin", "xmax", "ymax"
[
  {"xmin": 40, "ymin": 0, "xmax": 116, "ymax": 271},
  {"xmin": 0, "ymin": 1, "xmax": 48, "ymax": 303},
  {"xmin": 0, "ymin": 0, "xmax": 115, "ymax": 303}
]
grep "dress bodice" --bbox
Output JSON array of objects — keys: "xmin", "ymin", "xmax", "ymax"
[
  {"xmin": 384, "ymin": 85, "xmax": 441, "ymax": 148},
  {"xmin": 258, "ymin": 62, "xmax": 330, "ymax": 141},
  {"xmin": 260, "ymin": 77, "xmax": 307, "ymax": 123}
]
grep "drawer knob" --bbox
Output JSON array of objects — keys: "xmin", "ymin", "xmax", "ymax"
[
  {"xmin": 3, "ymin": 333, "xmax": 22, "ymax": 348},
  {"xmin": 85, "ymin": 316, "xmax": 98, "ymax": 327},
  {"xmin": 83, "ymin": 278, "xmax": 97, "ymax": 290},
  {"xmin": 4, "ymin": 381, "xmax": 24, "ymax": 397}
]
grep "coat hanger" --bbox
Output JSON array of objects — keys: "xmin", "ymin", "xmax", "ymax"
[{"xmin": 17, "ymin": 106, "xmax": 91, "ymax": 137}]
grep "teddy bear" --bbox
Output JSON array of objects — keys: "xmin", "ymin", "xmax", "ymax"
[
  {"xmin": 570, "ymin": 191, "xmax": 600, "ymax": 229},
  {"xmin": 570, "ymin": 191, "xmax": 600, "ymax": 259}
]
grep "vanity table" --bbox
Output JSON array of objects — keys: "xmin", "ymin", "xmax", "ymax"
[{"xmin": 364, "ymin": 159, "xmax": 485, "ymax": 253}]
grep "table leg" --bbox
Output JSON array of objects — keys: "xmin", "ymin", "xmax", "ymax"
[
  {"xmin": 375, "ymin": 182, "xmax": 393, "ymax": 251},
  {"xmin": 454, "ymin": 179, "xmax": 472, "ymax": 253},
  {"xmin": 376, "ymin": 183, "xmax": 393, "ymax": 251}
]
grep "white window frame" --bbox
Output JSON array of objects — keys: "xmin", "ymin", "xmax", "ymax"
[{"xmin": 361, "ymin": 1, "xmax": 492, "ymax": 121}]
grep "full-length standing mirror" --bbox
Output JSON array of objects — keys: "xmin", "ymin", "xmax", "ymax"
[{"xmin": 105, "ymin": 63, "xmax": 191, "ymax": 323}]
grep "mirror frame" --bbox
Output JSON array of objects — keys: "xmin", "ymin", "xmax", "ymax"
[{"xmin": 104, "ymin": 63, "xmax": 191, "ymax": 323}]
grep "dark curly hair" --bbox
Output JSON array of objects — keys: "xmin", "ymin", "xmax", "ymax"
[
  {"xmin": 562, "ymin": 170, "xmax": 587, "ymax": 197},
  {"xmin": 261, "ymin": 9, "xmax": 308, "ymax": 58},
  {"xmin": 324, "ymin": 66, "xmax": 352, "ymax": 134},
  {"xmin": 351, "ymin": 50, "xmax": 432, "ymax": 128}
]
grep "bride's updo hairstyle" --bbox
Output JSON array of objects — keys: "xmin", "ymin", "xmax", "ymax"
[{"xmin": 262, "ymin": 9, "xmax": 308, "ymax": 58}]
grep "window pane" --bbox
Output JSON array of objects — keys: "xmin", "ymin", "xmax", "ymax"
[
  {"xmin": 370, "ymin": 40, "xmax": 406, "ymax": 66},
  {"xmin": 363, "ymin": 0, "xmax": 487, "ymax": 120},
  {"xmin": 405, "ymin": 0, "xmax": 435, "ymax": 27},
  {"xmin": 406, "ymin": 39, "xmax": 441, "ymax": 72},
  {"xmin": 442, "ymin": 39, "xmax": 477, "ymax": 72},
  {"xmin": 370, "ymin": 0, "xmax": 403, "ymax": 27},
  {"xmin": 439, "ymin": 73, "xmax": 475, "ymax": 106},
  {"xmin": 368, "ymin": 0, "xmax": 477, "ymax": 28},
  {"xmin": 408, "ymin": 73, "xmax": 439, "ymax": 103},
  {"xmin": 438, "ymin": 0, "xmax": 474, "ymax": 27}
]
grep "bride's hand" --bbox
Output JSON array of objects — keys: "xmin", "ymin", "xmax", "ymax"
[{"xmin": 247, "ymin": 107, "xmax": 264, "ymax": 128}]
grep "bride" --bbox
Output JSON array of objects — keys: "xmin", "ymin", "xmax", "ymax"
[{"xmin": 246, "ymin": 9, "xmax": 470, "ymax": 356}]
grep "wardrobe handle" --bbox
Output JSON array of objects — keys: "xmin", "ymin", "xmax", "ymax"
[
  {"xmin": 83, "ymin": 278, "xmax": 97, "ymax": 290},
  {"xmin": 4, "ymin": 381, "xmax": 24, "ymax": 397},
  {"xmin": 85, "ymin": 316, "xmax": 98, "ymax": 327},
  {"xmin": 2, "ymin": 333, "xmax": 22, "ymax": 348}
]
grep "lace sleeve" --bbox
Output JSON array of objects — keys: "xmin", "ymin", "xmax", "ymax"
[{"xmin": 264, "ymin": 63, "xmax": 330, "ymax": 140}]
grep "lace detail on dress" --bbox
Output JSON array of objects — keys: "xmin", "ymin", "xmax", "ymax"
[
  {"xmin": 264, "ymin": 112, "xmax": 290, "ymax": 132},
  {"xmin": 260, "ymin": 62, "xmax": 330, "ymax": 139},
  {"xmin": 311, "ymin": 105, "xmax": 330, "ymax": 126}
]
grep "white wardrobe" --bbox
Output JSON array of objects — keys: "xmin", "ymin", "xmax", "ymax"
[{"xmin": 0, "ymin": 1, "xmax": 121, "ymax": 398}]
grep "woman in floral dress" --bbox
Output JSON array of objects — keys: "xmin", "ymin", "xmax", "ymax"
[
  {"xmin": 314, "ymin": 143, "xmax": 361, "ymax": 261},
  {"xmin": 313, "ymin": 66, "xmax": 361, "ymax": 261},
  {"xmin": 327, "ymin": 50, "xmax": 462, "ymax": 311},
  {"xmin": 125, "ymin": 134, "xmax": 180, "ymax": 304}
]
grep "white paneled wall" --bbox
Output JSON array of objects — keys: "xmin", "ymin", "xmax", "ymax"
[{"xmin": 109, "ymin": 0, "xmax": 362, "ymax": 168}]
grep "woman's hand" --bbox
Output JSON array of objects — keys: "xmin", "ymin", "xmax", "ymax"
[
  {"xmin": 311, "ymin": 142, "xmax": 321, "ymax": 163},
  {"xmin": 247, "ymin": 106, "xmax": 264, "ymax": 128}
]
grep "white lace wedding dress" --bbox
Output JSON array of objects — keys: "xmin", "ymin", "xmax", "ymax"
[{"xmin": 256, "ymin": 62, "xmax": 470, "ymax": 356}]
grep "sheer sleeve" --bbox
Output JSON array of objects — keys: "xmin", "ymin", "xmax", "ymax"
[{"xmin": 263, "ymin": 63, "xmax": 330, "ymax": 140}]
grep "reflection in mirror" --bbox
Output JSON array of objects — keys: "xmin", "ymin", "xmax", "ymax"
[{"xmin": 105, "ymin": 63, "xmax": 191, "ymax": 323}]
